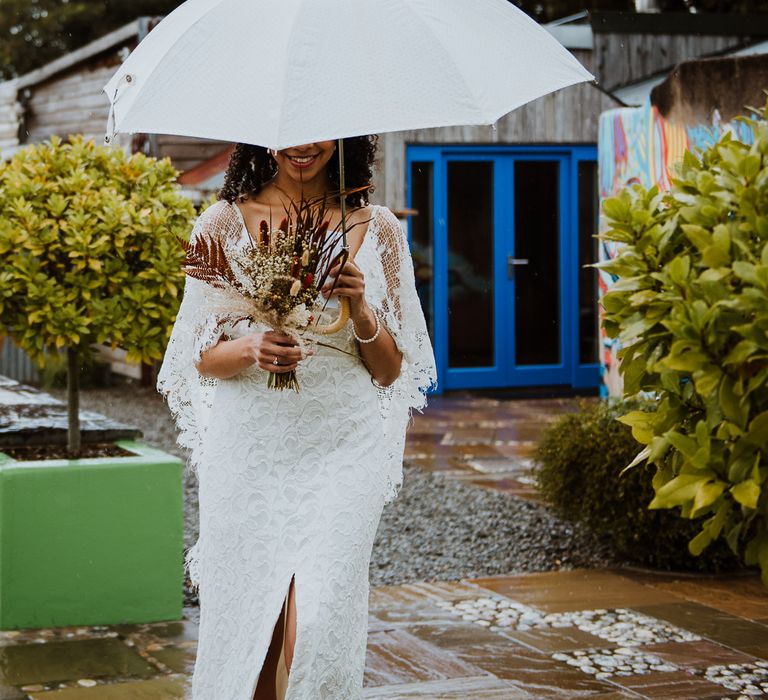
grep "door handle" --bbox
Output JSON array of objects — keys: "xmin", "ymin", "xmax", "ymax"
[{"xmin": 507, "ymin": 256, "xmax": 529, "ymax": 279}]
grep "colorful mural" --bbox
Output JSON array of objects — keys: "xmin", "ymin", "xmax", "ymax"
[{"xmin": 597, "ymin": 101, "xmax": 757, "ymax": 396}]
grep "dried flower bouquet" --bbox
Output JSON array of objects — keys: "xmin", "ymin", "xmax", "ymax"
[{"xmin": 181, "ymin": 190, "xmax": 368, "ymax": 391}]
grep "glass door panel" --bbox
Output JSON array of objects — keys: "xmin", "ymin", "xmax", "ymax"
[
  {"xmin": 578, "ymin": 160, "xmax": 600, "ymax": 365},
  {"xmin": 410, "ymin": 161, "xmax": 435, "ymax": 340},
  {"xmin": 447, "ymin": 161, "xmax": 495, "ymax": 369},
  {"xmin": 513, "ymin": 160, "xmax": 561, "ymax": 367}
]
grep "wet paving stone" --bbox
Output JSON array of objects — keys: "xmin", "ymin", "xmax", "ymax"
[
  {"xmin": 114, "ymin": 620, "xmax": 198, "ymax": 644},
  {"xmin": 643, "ymin": 639, "xmax": 758, "ymax": 669},
  {"xmin": 628, "ymin": 575, "xmax": 768, "ymax": 623},
  {"xmin": 440, "ymin": 428, "xmax": 496, "ymax": 445},
  {"xmin": 470, "ymin": 569, "xmax": 678, "ymax": 613},
  {"xmin": 404, "ymin": 622, "xmax": 622, "ymax": 697},
  {"xmin": 115, "ymin": 618, "xmax": 200, "ymax": 667},
  {"xmin": 369, "ymin": 580, "xmax": 483, "ymax": 610},
  {"xmin": 0, "ymin": 627, "xmax": 116, "ymax": 649},
  {"xmin": 361, "ymin": 675, "xmax": 533, "ymax": 698},
  {"xmin": 635, "ymin": 602, "xmax": 768, "ymax": 660},
  {"xmin": 485, "ymin": 646, "xmax": 629, "ymax": 697},
  {"xmin": 146, "ymin": 646, "xmax": 196, "ymax": 675},
  {"xmin": 0, "ymin": 638, "xmax": 157, "ymax": 686},
  {"xmin": 369, "ymin": 603, "xmax": 461, "ymax": 626},
  {"xmin": 466, "ymin": 477, "xmax": 542, "ymax": 501},
  {"xmin": 464, "ymin": 456, "xmax": 533, "ymax": 474},
  {"xmin": 363, "ymin": 628, "xmax": 487, "ymax": 687},
  {"xmin": 26, "ymin": 676, "xmax": 189, "ymax": 699},
  {"xmin": 504, "ymin": 626, "xmax": 612, "ymax": 653},
  {"xmin": 609, "ymin": 669, "xmax": 730, "ymax": 698}
]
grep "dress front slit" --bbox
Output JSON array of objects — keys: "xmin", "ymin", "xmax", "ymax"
[{"xmin": 249, "ymin": 570, "xmax": 296, "ymax": 700}]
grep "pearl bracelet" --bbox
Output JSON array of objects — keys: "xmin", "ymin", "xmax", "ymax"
[{"xmin": 352, "ymin": 309, "xmax": 381, "ymax": 344}]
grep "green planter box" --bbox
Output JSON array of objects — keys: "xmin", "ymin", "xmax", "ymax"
[{"xmin": 0, "ymin": 440, "xmax": 184, "ymax": 630}]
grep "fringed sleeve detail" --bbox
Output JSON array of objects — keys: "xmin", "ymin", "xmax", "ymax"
[
  {"xmin": 157, "ymin": 200, "xmax": 242, "ymax": 474},
  {"xmin": 156, "ymin": 200, "xmax": 243, "ymax": 591},
  {"xmin": 368, "ymin": 206, "xmax": 438, "ymax": 504}
]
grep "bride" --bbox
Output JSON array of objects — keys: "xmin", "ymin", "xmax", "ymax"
[{"xmin": 157, "ymin": 135, "xmax": 436, "ymax": 700}]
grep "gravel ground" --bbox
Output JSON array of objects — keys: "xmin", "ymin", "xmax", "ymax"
[{"xmin": 54, "ymin": 380, "xmax": 617, "ymax": 606}]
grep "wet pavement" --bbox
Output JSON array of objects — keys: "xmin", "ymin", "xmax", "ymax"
[
  {"xmin": 404, "ymin": 393, "xmax": 589, "ymax": 501},
  {"xmin": 0, "ymin": 569, "xmax": 765, "ymax": 698},
  {"xmin": 2, "ymin": 391, "xmax": 766, "ymax": 698}
]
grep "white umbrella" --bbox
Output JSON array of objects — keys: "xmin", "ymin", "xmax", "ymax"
[{"xmin": 103, "ymin": 0, "xmax": 593, "ymax": 150}]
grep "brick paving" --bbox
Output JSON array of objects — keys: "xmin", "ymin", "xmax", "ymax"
[
  {"xmin": 404, "ymin": 393, "xmax": 590, "ymax": 501},
  {"xmin": 1, "ymin": 394, "xmax": 766, "ymax": 699}
]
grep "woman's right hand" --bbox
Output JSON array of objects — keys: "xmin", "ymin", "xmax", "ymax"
[{"xmin": 241, "ymin": 331, "xmax": 311, "ymax": 374}]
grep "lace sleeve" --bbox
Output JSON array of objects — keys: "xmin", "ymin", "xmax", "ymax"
[
  {"xmin": 370, "ymin": 207, "xmax": 438, "ymax": 504},
  {"xmin": 156, "ymin": 200, "xmax": 241, "ymax": 478}
]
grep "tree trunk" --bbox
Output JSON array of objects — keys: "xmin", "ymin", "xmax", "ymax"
[{"xmin": 67, "ymin": 347, "xmax": 81, "ymax": 457}]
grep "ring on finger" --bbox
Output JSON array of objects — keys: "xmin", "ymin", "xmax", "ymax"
[{"xmin": 273, "ymin": 356, "xmax": 280, "ymax": 365}]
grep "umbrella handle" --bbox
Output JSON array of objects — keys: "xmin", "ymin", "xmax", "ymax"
[
  {"xmin": 338, "ymin": 137, "xmax": 347, "ymax": 249},
  {"xmin": 312, "ymin": 137, "xmax": 351, "ymax": 336},
  {"xmin": 314, "ymin": 297, "xmax": 350, "ymax": 335}
]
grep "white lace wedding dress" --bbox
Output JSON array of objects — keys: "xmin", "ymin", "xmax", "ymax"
[{"xmin": 157, "ymin": 199, "xmax": 436, "ymax": 700}]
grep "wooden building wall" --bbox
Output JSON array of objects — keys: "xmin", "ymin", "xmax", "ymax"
[
  {"xmin": 373, "ymin": 72, "xmax": 622, "ymax": 211},
  {"xmin": 156, "ymin": 135, "xmax": 230, "ymax": 174},
  {"xmin": 593, "ymin": 33, "xmax": 748, "ymax": 92},
  {"xmin": 0, "ymin": 80, "xmax": 20, "ymax": 153},
  {"xmin": 24, "ymin": 62, "xmax": 118, "ymax": 145},
  {"xmin": 16, "ymin": 45, "xmax": 226, "ymax": 174}
]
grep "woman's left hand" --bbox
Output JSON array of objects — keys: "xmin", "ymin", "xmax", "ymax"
[
  {"xmin": 321, "ymin": 260, "xmax": 369, "ymax": 319},
  {"xmin": 322, "ymin": 258, "xmax": 402, "ymax": 386}
]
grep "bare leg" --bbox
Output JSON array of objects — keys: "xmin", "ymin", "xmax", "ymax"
[
  {"xmin": 252, "ymin": 576, "xmax": 297, "ymax": 700},
  {"xmin": 284, "ymin": 575, "xmax": 297, "ymax": 671},
  {"xmin": 252, "ymin": 603, "xmax": 284, "ymax": 700}
]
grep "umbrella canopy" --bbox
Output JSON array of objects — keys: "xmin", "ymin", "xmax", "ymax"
[{"xmin": 103, "ymin": 0, "xmax": 593, "ymax": 149}]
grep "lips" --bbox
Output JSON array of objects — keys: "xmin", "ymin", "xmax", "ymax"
[{"xmin": 286, "ymin": 154, "xmax": 318, "ymax": 169}]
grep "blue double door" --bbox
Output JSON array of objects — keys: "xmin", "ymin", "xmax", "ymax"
[{"xmin": 407, "ymin": 146, "xmax": 600, "ymax": 392}]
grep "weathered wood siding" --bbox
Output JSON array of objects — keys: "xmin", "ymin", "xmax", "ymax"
[
  {"xmin": 156, "ymin": 135, "xmax": 231, "ymax": 173},
  {"xmin": 594, "ymin": 33, "xmax": 747, "ymax": 92},
  {"xmin": 0, "ymin": 79, "xmax": 20, "ymax": 153},
  {"xmin": 25, "ymin": 60, "xmax": 121, "ymax": 145},
  {"xmin": 373, "ymin": 80, "xmax": 622, "ymax": 211},
  {"xmin": 21, "ymin": 59, "xmax": 227, "ymax": 173}
]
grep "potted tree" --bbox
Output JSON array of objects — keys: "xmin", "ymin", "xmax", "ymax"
[{"xmin": 0, "ymin": 135, "xmax": 195, "ymax": 628}]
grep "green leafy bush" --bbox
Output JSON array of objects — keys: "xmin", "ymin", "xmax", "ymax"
[
  {"xmin": 0, "ymin": 135, "xmax": 195, "ymax": 451},
  {"xmin": 534, "ymin": 399, "xmax": 740, "ymax": 571},
  {"xmin": 598, "ymin": 102, "xmax": 768, "ymax": 581}
]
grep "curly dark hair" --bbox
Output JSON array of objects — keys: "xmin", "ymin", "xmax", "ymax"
[{"xmin": 218, "ymin": 136, "xmax": 378, "ymax": 208}]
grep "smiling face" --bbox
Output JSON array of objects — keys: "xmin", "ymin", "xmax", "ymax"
[{"xmin": 273, "ymin": 141, "xmax": 336, "ymax": 188}]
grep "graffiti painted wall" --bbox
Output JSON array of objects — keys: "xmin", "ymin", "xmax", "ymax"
[{"xmin": 597, "ymin": 100, "xmax": 756, "ymax": 396}]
